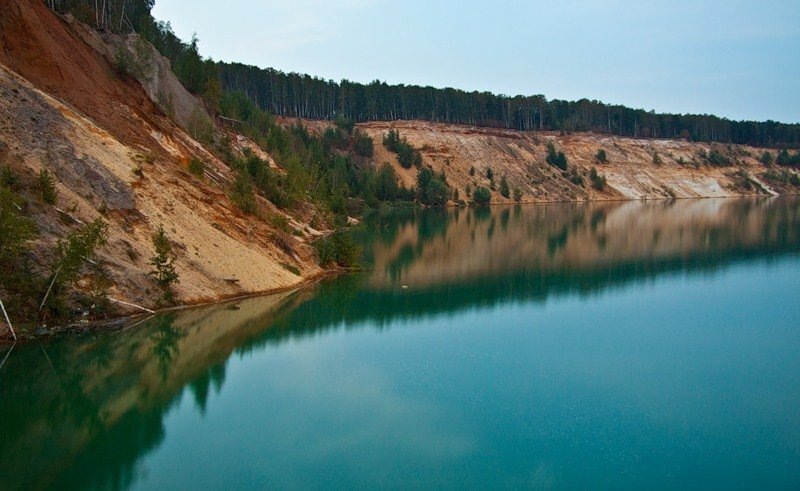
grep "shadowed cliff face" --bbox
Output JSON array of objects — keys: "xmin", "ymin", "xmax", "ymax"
[{"xmin": 1, "ymin": 198, "xmax": 799, "ymax": 489}]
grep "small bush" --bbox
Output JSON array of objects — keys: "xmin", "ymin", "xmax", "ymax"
[
  {"xmin": 38, "ymin": 168, "xmax": 57, "ymax": 205},
  {"xmin": 652, "ymin": 151, "xmax": 663, "ymax": 166},
  {"xmin": 113, "ymin": 47, "xmax": 132, "ymax": 75},
  {"xmin": 596, "ymin": 149, "xmax": 607, "ymax": 163},
  {"xmin": 1, "ymin": 166, "xmax": 19, "ymax": 189},
  {"xmin": 353, "ymin": 130, "xmax": 374, "ymax": 157},
  {"xmin": 132, "ymin": 164, "xmax": 143, "ymax": 178},
  {"xmin": 760, "ymin": 151, "xmax": 774, "ymax": 165},
  {"xmin": 188, "ymin": 157, "xmax": 205, "ymax": 177},
  {"xmin": 383, "ymin": 130, "xmax": 421, "ymax": 168},
  {"xmin": 564, "ymin": 166, "xmax": 584, "ymax": 186},
  {"xmin": 229, "ymin": 168, "xmax": 257, "ymax": 214},
  {"xmin": 149, "ymin": 224, "xmax": 179, "ymax": 304},
  {"xmin": 499, "ymin": 175, "xmax": 510, "ymax": 198},
  {"xmin": 513, "ymin": 187, "xmax": 522, "ymax": 203},
  {"xmin": 706, "ymin": 149, "xmax": 731, "ymax": 167},
  {"xmin": 545, "ymin": 142, "xmax": 568, "ymax": 170},
  {"xmin": 590, "ymin": 166, "xmax": 607, "ymax": 190},
  {"xmin": 315, "ymin": 229, "xmax": 361, "ymax": 268},
  {"xmin": 472, "ymin": 186, "xmax": 491, "ymax": 205}
]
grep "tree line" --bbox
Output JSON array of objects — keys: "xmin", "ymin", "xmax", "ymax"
[{"xmin": 46, "ymin": 1, "xmax": 800, "ymax": 148}]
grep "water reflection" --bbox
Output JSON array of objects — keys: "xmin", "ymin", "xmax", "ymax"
[{"xmin": 1, "ymin": 198, "xmax": 799, "ymax": 489}]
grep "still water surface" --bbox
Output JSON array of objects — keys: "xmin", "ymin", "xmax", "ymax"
[{"xmin": 2, "ymin": 198, "xmax": 800, "ymax": 489}]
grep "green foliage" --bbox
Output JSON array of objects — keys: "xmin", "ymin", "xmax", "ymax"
[
  {"xmin": 113, "ymin": 46, "xmax": 133, "ymax": 75},
  {"xmin": 590, "ymin": 166, "xmax": 607, "ymax": 190},
  {"xmin": 545, "ymin": 142, "xmax": 568, "ymax": 170},
  {"xmin": 472, "ymin": 186, "xmax": 491, "ymax": 205},
  {"xmin": 0, "ymin": 187, "xmax": 35, "ymax": 278},
  {"xmin": 212, "ymin": 59, "xmax": 800, "ymax": 147},
  {"xmin": 229, "ymin": 166, "xmax": 257, "ymax": 214},
  {"xmin": 383, "ymin": 130, "xmax": 422, "ymax": 169},
  {"xmin": 37, "ymin": 168, "xmax": 57, "ymax": 205},
  {"xmin": 499, "ymin": 175, "xmax": 510, "ymax": 198},
  {"xmin": 763, "ymin": 168, "xmax": 800, "ymax": 186},
  {"xmin": 187, "ymin": 106, "xmax": 214, "ymax": 144},
  {"xmin": 334, "ymin": 117, "xmax": 355, "ymax": 134},
  {"xmin": 53, "ymin": 1, "xmax": 800, "ymax": 149},
  {"xmin": 315, "ymin": 229, "xmax": 361, "ymax": 268},
  {"xmin": 1, "ymin": 165, "xmax": 19, "ymax": 189},
  {"xmin": 218, "ymin": 91, "xmax": 405, "ymax": 214},
  {"xmin": 469, "ymin": 166, "xmax": 476, "ymax": 176},
  {"xmin": 564, "ymin": 166, "xmax": 584, "ymax": 186},
  {"xmin": 55, "ymin": 219, "xmax": 108, "ymax": 287},
  {"xmin": 132, "ymin": 163, "xmax": 143, "ymax": 178},
  {"xmin": 39, "ymin": 219, "xmax": 109, "ymax": 318},
  {"xmin": 776, "ymin": 149, "xmax": 800, "ymax": 166},
  {"xmin": 486, "ymin": 167, "xmax": 494, "ymax": 180},
  {"xmin": 513, "ymin": 187, "xmax": 522, "ymax": 203},
  {"xmin": 416, "ymin": 168, "xmax": 449, "ymax": 206},
  {"xmin": 705, "ymin": 149, "xmax": 732, "ymax": 167},
  {"xmin": 596, "ymin": 148, "xmax": 607, "ymax": 163},
  {"xmin": 652, "ymin": 151, "xmax": 663, "ymax": 165},
  {"xmin": 352, "ymin": 130, "xmax": 374, "ymax": 158},
  {"xmin": 760, "ymin": 151, "xmax": 774, "ymax": 165},
  {"xmin": 188, "ymin": 157, "xmax": 205, "ymax": 177},
  {"xmin": 149, "ymin": 224, "xmax": 180, "ymax": 303}
]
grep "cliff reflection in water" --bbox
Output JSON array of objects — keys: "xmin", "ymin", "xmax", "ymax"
[{"xmin": 1, "ymin": 197, "xmax": 799, "ymax": 490}]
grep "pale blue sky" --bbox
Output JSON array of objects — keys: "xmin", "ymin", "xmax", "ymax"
[{"xmin": 152, "ymin": 0, "xmax": 800, "ymax": 123}]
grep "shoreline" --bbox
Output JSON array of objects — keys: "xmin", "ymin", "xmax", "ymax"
[{"xmin": 2, "ymin": 194, "xmax": 797, "ymax": 345}]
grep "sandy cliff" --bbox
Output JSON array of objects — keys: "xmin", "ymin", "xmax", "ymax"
[{"xmin": 0, "ymin": 0, "xmax": 321, "ymax": 318}]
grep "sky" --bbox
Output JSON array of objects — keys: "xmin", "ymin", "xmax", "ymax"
[{"xmin": 152, "ymin": 0, "xmax": 800, "ymax": 123}]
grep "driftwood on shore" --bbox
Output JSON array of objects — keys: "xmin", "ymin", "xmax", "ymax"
[
  {"xmin": 0, "ymin": 299, "xmax": 17, "ymax": 341},
  {"xmin": 108, "ymin": 297, "xmax": 156, "ymax": 314}
]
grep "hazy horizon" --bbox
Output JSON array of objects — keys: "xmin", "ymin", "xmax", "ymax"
[{"xmin": 152, "ymin": 0, "xmax": 800, "ymax": 125}]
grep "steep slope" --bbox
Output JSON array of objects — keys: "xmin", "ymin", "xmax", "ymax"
[
  {"xmin": 0, "ymin": 0, "xmax": 321, "ymax": 322},
  {"xmin": 358, "ymin": 120, "xmax": 797, "ymax": 203}
]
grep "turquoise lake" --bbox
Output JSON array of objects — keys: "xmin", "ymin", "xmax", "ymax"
[{"xmin": 1, "ymin": 198, "xmax": 799, "ymax": 489}]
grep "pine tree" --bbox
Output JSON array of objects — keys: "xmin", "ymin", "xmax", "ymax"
[{"xmin": 149, "ymin": 225, "xmax": 179, "ymax": 303}]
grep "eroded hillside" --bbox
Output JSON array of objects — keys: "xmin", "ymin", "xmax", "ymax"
[
  {"xmin": 358, "ymin": 120, "xmax": 798, "ymax": 204},
  {"xmin": 0, "ymin": 0, "xmax": 322, "ymax": 325}
]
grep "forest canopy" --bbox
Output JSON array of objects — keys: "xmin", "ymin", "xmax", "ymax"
[{"xmin": 46, "ymin": 0, "xmax": 800, "ymax": 149}]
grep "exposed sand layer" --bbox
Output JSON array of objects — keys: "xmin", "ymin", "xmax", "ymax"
[
  {"xmin": 0, "ymin": 0, "xmax": 321, "ymax": 315},
  {"xmin": 357, "ymin": 120, "xmax": 797, "ymax": 203}
]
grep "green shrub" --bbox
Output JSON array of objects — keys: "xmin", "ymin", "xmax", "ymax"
[
  {"xmin": 38, "ymin": 168, "xmax": 57, "ymax": 205},
  {"xmin": 149, "ymin": 224, "xmax": 179, "ymax": 304},
  {"xmin": 229, "ymin": 168, "xmax": 257, "ymax": 214},
  {"xmin": 499, "ymin": 175, "xmax": 510, "ymax": 198},
  {"xmin": 472, "ymin": 186, "xmax": 491, "ymax": 205},
  {"xmin": 1, "ymin": 166, "xmax": 19, "ymax": 189},
  {"xmin": 590, "ymin": 166, "xmax": 607, "ymax": 190},
  {"xmin": 416, "ymin": 167, "xmax": 448, "ymax": 206},
  {"xmin": 188, "ymin": 157, "xmax": 205, "ymax": 177},
  {"xmin": 652, "ymin": 151, "xmax": 663, "ymax": 165},
  {"xmin": 0, "ymin": 187, "xmax": 36, "ymax": 278},
  {"xmin": 776, "ymin": 149, "xmax": 800, "ymax": 166},
  {"xmin": 760, "ymin": 151, "xmax": 774, "ymax": 165},
  {"xmin": 706, "ymin": 149, "xmax": 731, "ymax": 167},
  {"xmin": 513, "ymin": 187, "xmax": 522, "ymax": 203},
  {"xmin": 315, "ymin": 229, "xmax": 361, "ymax": 268},
  {"xmin": 596, "ymin": 149, "xmax": 607, "ymax": 163},
  {"xmin": 545, "ymin": 142, "xmax": 568, "ymax": 170},
  {"xmin": 353, "ymin": 130, "xmax": 374, "ymax": 157},
  {"xmin": 383, "ymin": 130, "xmax": 421, "ymax": 168}
]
